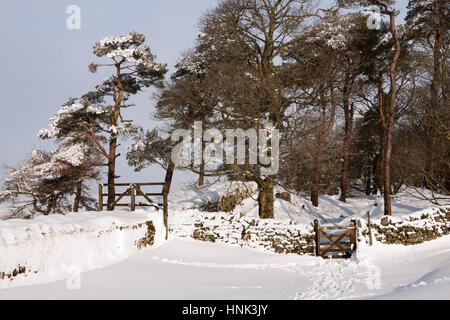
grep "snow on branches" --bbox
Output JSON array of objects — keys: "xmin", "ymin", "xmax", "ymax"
[
  {"xmin": 91, "ymin": 31, "xmax": 167, "ymax": 87},
  {"xmin": 304, "ymin": 12, "xmax": 364, "ymax": 51},
  {"xmin": 405, "ymin": 0, "xmax": 447, "ymax": 36},
  {"xmin": 38, "ymin": 97, "xmax": 107, "ymax": 140},
  {"xmin": 126, "ymin": 128, "xmax": 172, "ymax": 171},
  {"xmin": 39, "ymin": 94, "xmax": 138, "ymax": 150},
  {"xmin": 172, "ymin": 53, "xmax": 206, "ymax": 79},
  {"xmin": 0, "ymin": 149, "xmax": 98, "ymax": 218},
  {"xmin": 51, "ymin": 139, "xmax": 93, "ymax": 167}
]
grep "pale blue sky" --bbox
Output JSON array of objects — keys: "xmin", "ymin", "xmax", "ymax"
[
  {"xmin": 0, "ymin": 0, "xmax": 219, "ymax": 190},
  {"xmin": 0, "ymin": 0, "xmax": 409, "ymax": 191}
]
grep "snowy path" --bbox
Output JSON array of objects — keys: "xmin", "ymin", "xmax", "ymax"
[
  {"xmin": 0, "ymin": 239, "xmax": 368, "ymax": 299},
  {"xmin": 1, "ymin": 237, "xmax": 450, "ymax": 299},
  {"xmin": 295, "ymin": 259, "xmax": 373, "ymax": 300}
]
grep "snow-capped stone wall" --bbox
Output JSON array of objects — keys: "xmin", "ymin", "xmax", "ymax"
[
  {"xmin": 0, "ymin": 211, "xmax": 165, "ymax": 289},
  {"xmin": 363, "ymin": 207, "xmax": 450, "ymax": 245},
  {"xmin": 173, "ymin": 212, "xmax": 316, "ymax": 255},
  {"xmin": 175, "ymin": 206, "xmax": 450, "ymax": 256}
]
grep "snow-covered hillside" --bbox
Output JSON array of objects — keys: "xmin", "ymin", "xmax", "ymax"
[{"xmin": 168, "ymin": 181, "xmax": 444, "ymax": 225}]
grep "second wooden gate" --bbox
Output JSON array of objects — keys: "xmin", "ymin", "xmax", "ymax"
[{"xmin": 314, "ymin": 220, "xmax": 357, "ymax": 259}]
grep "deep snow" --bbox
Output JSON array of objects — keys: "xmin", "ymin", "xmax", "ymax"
[
  {"xmin": 0, "ymin": 211, "xmax": 165, "ymax": 290},
  {"xmin": 0, "ymin": 182, "xmax": 449, "ymax": 299},
  {"xmin": 0, "ymin": 236, "xmax": 449, "ymax": 300}
]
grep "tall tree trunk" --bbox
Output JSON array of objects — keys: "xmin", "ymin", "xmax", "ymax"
[
  {"xmin": 258, "ymin": 177, "xmax": 274, "ymax": 219},
  {"xmin": 311, "ymin": 151, "xmax": 322, "ymax": 207},
  {"xmin": 377, "ymin": 72, "xmax": 386, "ymax": 195},
  {"xmin": 198, "ymin": 140, "xmax": 205, "ymax": 186},
  {"xmin": 383, "ymin": 12, "xmax": 401, "ymax": 216},
  {"xmin": 376, "ymin": 139, "xmax": 385, "ymax": 194},
  {"xmin": 424, "ymin": 26, "xmax": 443, "ymax": 188},
  {"xmin": 339, "ymin": 81, "xmax": 354, "ymax": 202},
  {"xmin": 107, "ymin": 136, "xmax": 117, "ymax": 210},
  {"xmin": 365, "ymin": 167, "xmax": 372, "ymax": 196},
  {"xmin": 384, "ymin": 124, "xmax": 394, "ymax": 216},
  {"xmin": 311, "ymin": 87, "xmax": 336, "ymax": 207},
  {"xmin": 73, "ymin": 180, "xmax": 82, "ymax": 212},
  {"xmin": 198, "ymin": 162, "xmax": 205, "ymax": 186},
  {"xmin": 106, "ymin": 64, "xmax": 124, "ymax": 210}
]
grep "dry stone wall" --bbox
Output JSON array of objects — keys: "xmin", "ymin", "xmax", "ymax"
[
  {"xmin": 174, "ymin": 212, "xmax": 316, "ymax": 255},
  {"xmin": 362, "ymin": 206, "xmax": 450, "ymax": 245},
  {"xmin": 173, "ymin": 207, "xmax": 450, "ymax": 256}
]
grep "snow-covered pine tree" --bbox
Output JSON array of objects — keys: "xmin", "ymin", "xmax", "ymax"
[
  {"xmin": 50, "ymin": 137, "xmax": 102, "ymax": 212},
  {"xmin": 40, "ymin": 31, "xmax": 167, "ymax": 210},
  {"xmin": 0, "ymin": 148, "xmax": 98, "ymax": 218}
]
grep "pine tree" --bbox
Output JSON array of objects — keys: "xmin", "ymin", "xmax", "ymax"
[
  {"xmin": 405, "ymin": 0, "xmax": 449, "ymax": 190},
  {"xmin": 0, "ymin": 148, "xmax": 98, "ymax": 218},
  {"xmin": 338, "ymin": 0, "xmax": 402, "ymax": 215},
  {"xmin": 40, "ymin": 31, "xmax": 167, "ymax": 210}
]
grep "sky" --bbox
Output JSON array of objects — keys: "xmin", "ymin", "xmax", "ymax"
[{"xmin": 0, "ymin": 0, "xmax": 409, "ymax": 192}]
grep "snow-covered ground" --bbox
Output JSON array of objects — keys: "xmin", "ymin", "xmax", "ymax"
[
  {"xmin": 0, "ymin": 236, "xmax": 449, "ymax": 300},
  {"xmin": 168, "ymin": 181, "xmax": 444, "ymax": 225},
  {"xmin": 0, "ymin": 181, "xmax": 449, "ymax": 299},
  {"xmin": 0, "ymin": 211, "xmax": 165, "ymax": 290}
]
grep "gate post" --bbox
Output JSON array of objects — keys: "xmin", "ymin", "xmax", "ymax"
[
  {"xmin": 162, "ymin": 160, "xmax": 175, "ymax": 240},
  {"xmin": 98, "ymin": 184, "xmax": 103, "ymax": 212},
  {"xmin": 314, "ymin": 219, "xmax": 320, "ymax": 257},
  {"xmin": 163, "ymin": 192, "xmax": 168, "ymax": 239},
  {"xmin": 351, "ymin": 219, "xmax": 357, "ymax": 251},
  {"xmin": 130, "ymin": 185, "xmax": 136, "ymax": 212},
  {"xmin": 367, "ymin": 211, "xmax": 373, "ymax": 246}
]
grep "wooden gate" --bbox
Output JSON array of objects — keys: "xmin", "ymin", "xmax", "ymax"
[
  {"xmin": 98, "ymin": 182, "xmax": 165, "ymax": 212},
  {"xmin": 314, "ymin": 219, "xmax": 357, "ymax": 259},
  {"xmin": 98, "ymin": 162, "xmax": 174, "ymax": 240}
]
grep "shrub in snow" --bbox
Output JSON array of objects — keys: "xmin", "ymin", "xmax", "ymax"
[
  {"xmin": 197, "ymin": 183, "xmax": 257, "ymax": 213},
  {"xmin": 198, "ymin": 195, "xmax": 220, "ymax": 212},
  {"xmin": 217, "ymin": 185, "xmax": 257, "ymax": 213}
]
